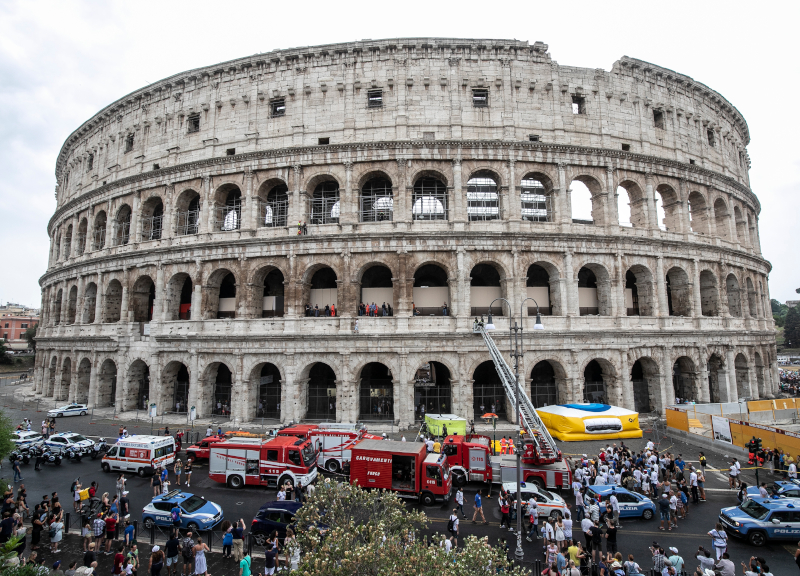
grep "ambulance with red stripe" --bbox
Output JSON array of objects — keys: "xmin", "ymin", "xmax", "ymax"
[{"xmin": 101, "ymin": 435, "xmax": 176, "ymax": 476}]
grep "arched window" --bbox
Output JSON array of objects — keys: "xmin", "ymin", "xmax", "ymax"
[
  {"xmin": 76, "ymin": 219, "xmax": 88, "ymax": 255},
  {"xmin": 217, "ymin": 273, "xmax": 237, "ymax": 318},
  {"xmin": 141, "ymin": 198, "xmax": 164, "ymax": 241},
  {"xmin": 215, "ymin": 187, "xmax": 242, "ymax": 231},
  {"xmin": 412, "ymin": 264, "xmax": 450, "ymax": 316},
  {"xmin": 570, "ymin": 180, "xmax": 594, "ymax": 224},
  {"xmin": 176, "ymin": 191, "xmax": 200, "ymax": 236},
  {"xmin": 466, "ymin": 173, "xmax": 499, "ymax": 221},
  {"xmin": 473, "ymin": 361, "xmax": 506, "ymax": 420},
  {"xmin": 307, "ymin": 267, "xmax": 338, "ymax": 316},
  {"xmin": 521, "ymin": 177, "xmax": 550, "ymax": 222},
  {"xmin": 114, "ymin": 205, "xmax": 132, "ymax": 246},
  {"xmin": 92, "ymin": 211, "xmax": 107, "ymax": 250},
  {"xmin": 359, "ymin": 363, "xmax": 394, "ymax": 420},
  {"xmin": 360, "ymin": 178, "xmax": 393, "ymax": 222},
  {"xmin": 617, "ymin": 186, "xmax": 633, "ymax": 227},
  {"xmin": 412, "ymin": 178, "xmax": 447, "ymax": 220},
  {"xmin": 309, "ymin": 181, "xmax": 340, "ymax": 225},
  {"xmin": 307, "ymin": 363, "xmax": 337, "ymax": 419},
  {"xmin": 64, "ymin": 225, "xmax": 73, "ymax": 257},
  {"xmin": 260, "ymin": 184, "xmax": 289, "ymax": 227},
  {"xmin": 470, "ymin": 264, "xmax": 502, "ymax": 316},
  {"xmin": 414, "ymin": 361, "xmax": 451, "ymax": 419}
]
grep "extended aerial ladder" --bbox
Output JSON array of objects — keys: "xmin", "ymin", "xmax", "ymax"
[{"xmin": 475, "ymin": 324, "xmax": 561, "ymax": 465}]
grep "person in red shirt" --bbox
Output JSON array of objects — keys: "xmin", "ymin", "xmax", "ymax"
[
  {"xmin": 88, "ymin": 482, "xmax": 97, "ymax": 498},
  {"xmin": 113, "ymin": 544, "xmax": 125, "ymax": 574},
  {"xmin": 105, "ymin": 513, "xmax": 118, "ymax": 553}
]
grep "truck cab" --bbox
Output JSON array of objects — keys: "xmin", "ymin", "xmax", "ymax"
[{"xmin": 441, "ymin": 435, "xmax": 492, "ymax": 486}]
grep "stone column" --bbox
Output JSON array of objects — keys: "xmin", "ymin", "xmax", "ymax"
[
  {"xmin": 696, "ymin": 358, "xmax": 710, "ymax": 403},
  {"xmin": 162, "ymin": 183, "xmax": 175, "ymax": 239},
  {"xmin": 563, "ymin": 252, "xmax": 575, "ymax": 316},
  {"xmin": 244, "ymin": 168, "xmax": 256, "ymax": 231},
  {"xmin": 655, "ymin": 256, "xmax": 668, "ymax": 317},
  {"xmin": 94, "ymin": 273, "xmax": 105, "ymax": 324},
  {"xmin": 619, "ymin": 352, "xmax": 634, "ymax": 411},
  {"xmin": 507, "ymin": 158, "xmax": 521, "ymax": 222},
  {"xmin": 455, "ymin": 247, "xmax": 466, "ymax": 319},
  {"xmin": 59, "ymin": 283, "xmax": 69, "ymax": 325},
  {"xmin": 290, "ymin": 165, "xmax": 303, "ymax": 228},
  {"xmin": 342, "ymin": 161, "xmax": 356, "ymax": 226},
  {"xmin": 69, "ymin": 214, "xmax": 79, "ymax": 258},
  {"xmin": 87, "ymin": 355, "xmax": 99, "ymax": 408},
  {"xmin": 187, "ymin": 352, "xmax": 201, "ymax": 417},
  {"xmin": 131, "ymin": 191, "xmax": 142, "ymax": 244},
  {"xmin": 661, "ymin": 347, "xmax": 676, "ymax": 409},
  {"xmin": 202, "ymin": 176, "xmax": 213, "ymax": 233},
  {"xmin": 678, "ymin": 178, "xmax": 691, "ymax": 234},
  {"xmin": 725, "ymin": 347, "xmax": 737, "ymax": 403},
  {"xmin": 75, "ymin": 276, "xmax": 85, "ymax": 325},
  {"xmin": 119, "ymin": 270, "xmax": 130, "ymax": 322},
  {"xmin": 558, "ymin": 161, "xmax": 571, "ymax": 225},
  {"xmin": 154, "ymin": 265, "xmax": 166, "ymax": 321},
  {"xmin": 606, "ymin": 166, "xmax": 619, "ymax": 227},
  {"xmin": 645, "ymin": 173, "xmax": 658, "ymax": 230},
  {"xmin": 396, "ymin": 159, "xmax": 411, "ymax": 225},
  {"xmin": 452, "ymin": 158, "xmax": 464, "ymax": 224},
  {"xmin": 747, "ymin": 364, "xmax": 759, "ymax": 400},
  {"xmin": 691, "ymin": 259, "xmax": 703, "ymax": 317}
]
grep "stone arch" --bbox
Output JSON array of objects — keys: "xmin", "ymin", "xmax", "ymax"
[
  {"xmin": 248, "ymin": 362, "xmax": 283, "ymax": 421},
  {"xmin": 124, "ymin": 359, "xmax": 150, "ymax": 411},
  {"xmin": 725, "ymin": 273, "xmax": 742, "ymax": 317},
  {"xmin": 412, "ymin": 170, "xmax": 449, "ymax": 220},
  {"xmin": 624, "ymin": 264, "xmax": 655, "ymax": 316},
  {"xmin": 53, "ymin": 288, "xmax": 63, "ymax": 325},
  {"xmin": 570, "ymin": 175, "xmax": 605, "ymax": 225},
  {"xmin": 470, "ymin": 262, "xmax": 505, "ymax": 316},
  {"xmin": 577, "ymin": 263, "xmax": 612, "ymax": 316},
  {"xmin": 472, "ymin": 360, "xmax": 507, "ymax": 420},
  {"xmin": 76, "ymin": 357, "xmax": 91, "ymax": 404},
  {"xmin": 754, "ymin": 352, "xmax": 766, "ymax": 398},
  {"xmin": 165, "ymin": 272, "xmax": 194, "ymax": 320},
  {"xmin": 66, "ymin": 285, "xmax": 78, "ymax": 324},
  {"xmin": 141, "ymin": 195, "xmax": 164, "ymax": 241},
  {"xmin": 655, "ymin": 183, "xmax": 679, "ymax": 231},
  {"xmin": 104, "ymin": 279, "xmax": 123, "ymax": 323},
  {"xmin": 304, "ymin": 362, "xmax": 338, "ymax": 420},
  {"xmin": 521, "ymin": 172, "xmax": 555, "ymax": 222},
  {"xmin": 466, "ymin": 169, "xmax": 500, "ymax": 221},
  {"xmin": 617, "ymin": 179, "xmax": 645, "ymax": 227},
  {"xmin": 359, "ymin": 362, "xmax": 394, "ymax": 420},
  {"xmin": 82, "ymin": 282, "xmax": 97, "ymax": 324},
  {"xmin": 359, "ymin": 264, "xmax": 394, "ymax": 316},
  {"xmin": 46, "ymin": 356, "xmax": 58, "ymax": 396},
  {"xmin": 205, "ymin": 268, "xmax": 237, "ymax": 319},
  {"xmin": 359, "ymin": 173, "xmax": 394, "ymax": 223},
  {"xmin": 213, "ymin": 183, "xmax": 243, "ymax": 231},
  {"xmin": 161, "ymin": 361, "xmax": 190, "ymax": 414},
  {"xmin": 665, "ymin": 266, "xmax": 692, "ymax": 317},
  {"xmin": 707, "ymin": 353, "xmax": 725, "ymax": 403},
  {"xmin": 713, "ymin": 198, "xmax": 731, "ymax": 241},
  {"xmin": 735, "ymin": 353, "xmax": 751, "ymax": 399},
  {"xmin": 57, "ymin": 357, "xmax": 72, "ymax": 401},
  {"xmin": 413, "ymin": 360, "xmax": 452, "ymax": 419},
  {"xmin": 256, "ymin": 178, "xmax": 289, "ymax": 228},
  {"xmin": 530, "ymin": 359, "xmax": 568, "ymax": 407},
  {"xmin": 64, "ymin": 223, "xmax": 73, "ymax": 256},
  {"xmin": 700, "ymin": 270, "xmax": 720, "ymax": 316},
  {"xmin": 175, "ymin": 189, "xmax": 201, "ymax": 235},
  {"xmin": 76, "ymin": 218, "xmax": 88, "ymax": 255},
  {"xmin": 582, "ymin": 358, "xmax": 618, "ymax": 404},
  {"xmin": 745, "ymin": 277, "xmax": 758, "ymax": 318},
  {"xmin": 200, "ymin": 361, "xmax": 235, "ymax": 417},
  {"xmin": 673, "ymin": 356, "xmax": 698, "ymax": 403},
  {"xmin": 307, "ymin": 176, "xmax": 340, "ymax": 225},
  {"xmin": 630, "ymin": 356, "xmax": 660, "ymax": 413},
  {"xmin": 251, "ymin": 265, "xmax": 286, "ymax": 318},
  {"xmin": 412, "ymin": 263, "xmax": 451, "ymax": 316},
  {"xmin": 97, "ymin": 358, "xmax": 117, "ymax": 408},
  {"xmin": 92, "ymin": 210, "xmax": 107, "ymax": 250},
  {"xmin": 114, "ymin": 204, "xmax": 132, "ymax": 246},
  {"xmin": 526, "ymin": 261, "xmax": 560, "ymax": 316},
  {"xmin": 130, "ymin": 275, "xmax": 156, "ymax": 322},
  {"xmin": 304, "ymin": 266, "xmax": 338, "ymax": 316},
  {"xmin": 688, "ymin": 191, "xmax": 710, "ymax": 235}
]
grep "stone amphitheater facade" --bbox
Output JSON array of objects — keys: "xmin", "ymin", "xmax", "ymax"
[{"xmin": 34, "ymin": 38, "xmax": 777, "ymax": 429}]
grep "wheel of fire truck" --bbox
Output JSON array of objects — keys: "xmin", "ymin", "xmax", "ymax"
[
  {"xmin": 325, "ymin": 459, "xmax": 341, "ymax": 473},
  {"xmin": 451, "ymin": 470, "xmax": 466, "ymax": 487},
  {"xmin": 278, "ymin": 474, "xmax": 293, "ymax": 490},
  {"xmin": 526, "ymin": 476, "xmax": 545, "ymax": 490},
  {"xmin": 228, "ymin": 475, "xmax": 245, "ymax": 489},
  {"xmin": 420, "ymin": 492, "xmax": 435, "ymax": 506}
]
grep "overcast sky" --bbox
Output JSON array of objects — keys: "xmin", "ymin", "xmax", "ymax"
[{"xmin": 1, "ymin": 0, "xmax": 797, "ymax": 308}]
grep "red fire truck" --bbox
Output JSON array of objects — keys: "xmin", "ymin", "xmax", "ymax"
[
  {"xmin": 441, "ymin": 434, "xmax": 571, "ymax": 490},
  {"xmin": 311, "ymin": 423, "xmax": 383, "ymax": 473},
  {"xmin": 350, "ymin": 440, "xmax": 451, "ymax": 506},
  {"xmin": 276, "ymin": 424, "xmax": 319, "ymax": 440},
  {"xmin": 209, "ymin": 436, "xmax": 317, "ymax": 489},
  {"xmin": 185, "ymin": 432, "xmax": 262, "ymax": 461}
]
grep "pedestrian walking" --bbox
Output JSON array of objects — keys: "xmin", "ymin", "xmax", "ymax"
[
  {"xmin": 448, "ymin": 509, "xmax": 459, "ymax": 546},
  {"xmin": 708, "ymin": 523, "xmax": 728, "ymax": 559},
  {"xmin": 184, "ymin": 460, "xmax": 192, "ymax": 488},
  {"xmin": 193, "ymin": 538, "xmax": 209, "ymax": 576},
  {"xmin": 174, "ymin": 460, "xmax": 183, "ymax": 486},
  {"xmin": 471, "ymin": 489, "xmax": 487, "ymax": 524},
  {"xmin": 116, "ymin": 475, "xmax": 126, "ymax": 501},
  {"xmin": 455, "ymin": 487, "xmax": 465, "ymax": 517},
  {"xmin": 180, "ymin": 532, "xmax": 194, "ymax": 575},
  {"xmin": 232, "ymin": 518, "xmax": 246, "ymax": 562}
]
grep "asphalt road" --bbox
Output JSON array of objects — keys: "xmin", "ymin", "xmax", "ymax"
[{"xmin": 0, "ymin": 384, "xmax": 796, "ymax": 574}]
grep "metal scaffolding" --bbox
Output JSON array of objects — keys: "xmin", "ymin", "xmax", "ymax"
[
  {"xmin": 412, "ymin": 178, "xmax": 447, "ymax": 220},
  {"xmin": 521, "ymin": 178, "xmax": 551, "ymax": 222},
  {"xmin": 92, "ymin": 226, "xmax": 106, "ymax": 250},
  {"xmin": 214, "ymin": 201, "xmax": 241, "ymax": 231},
  {"xmin": 360, "ymin": 179, "xmax": 393, "ymax": 222},
  {"xmin": 175, "ymin": 209, "xmax": 200, "ymax": 236},
  {"xmin": 114, "ymin": 219, "xmax": 131, "ymax": 246},
  {"xmin": 309, "ymin": 182, "xmax": 340, "ymax": 225},
  {"xmin": 140, "ymin": 215, "xmax": 163, "ymax": 241},
  {"xmin": 260, "ymin": 198, "xmax": 288, "ymax": 227},
  {"xmin": 467, "ymin": 176, "xmax": 499, "ymax": 221}
]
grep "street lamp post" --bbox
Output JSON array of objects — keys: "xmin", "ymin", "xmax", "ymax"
[{"xmin": 485, "ymin": 297, "xmax": 544, "ymax": 563}]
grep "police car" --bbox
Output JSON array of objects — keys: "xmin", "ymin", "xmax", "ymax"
[
  {"xmin": 585, "ymin": 485, "xmax": 656, "ymax": 520},
  {"xmin": 720, "ymin": 496, "xmax": 800, "ymax": 546},
  {"xmin": 44, "ymin": 432, "xmax": 95, "ymax": 454},
  {"xmin": 501, "ymin": 481, "xmax": 568, "ymax": 520},
  {"xmin": 142, "ymin": 490, "xmax": 223, "ymax": 531},
  {"xmin": 47, "ymin": 403, "xmax": 89, "ymax": 418},
  {"xmin": 12, "ymin": 431, "xmax": 44, "ymax": 448}
]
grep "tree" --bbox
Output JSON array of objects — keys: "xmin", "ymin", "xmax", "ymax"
[
  {"xmin": 24, "ymin": 324, "xmax": 37, "ymax": 352},
  {"xmin": 292, "ymin": 480, "xmax": 527, "ymax": 576},
  {"xmin": 0, "ymin": 411, "xmax": 15, "ymax": 460},
  {"xmin": 0, "ymin": 340, "xmax": 11, "ymax": 365},
  {"xmin": 786, "ymin": 307, "xmax": 800, "ymax": 349}
]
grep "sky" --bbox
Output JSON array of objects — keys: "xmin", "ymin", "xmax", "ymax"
[{"xmin": 0, "ymin": 0, "xmax": 797, "ymax": 308}]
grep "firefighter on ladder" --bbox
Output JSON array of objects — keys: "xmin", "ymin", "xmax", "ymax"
[{"xmin": 500, "ymin": 436, "xmax": 508, "ymax": 455}]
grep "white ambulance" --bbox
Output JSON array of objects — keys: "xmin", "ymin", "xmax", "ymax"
[{"xmin": 101, "ymin": 435, "xmax": 176, "ymax": 476}]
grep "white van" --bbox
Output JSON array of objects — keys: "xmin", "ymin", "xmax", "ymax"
[{"xmin": 102, "ymin": 435, "xmax": 176, "ymax": 476}]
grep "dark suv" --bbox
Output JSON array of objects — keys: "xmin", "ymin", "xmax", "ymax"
[{"xmin": 251, "ymin": 501, "xmax": 301, "ymax": 545}]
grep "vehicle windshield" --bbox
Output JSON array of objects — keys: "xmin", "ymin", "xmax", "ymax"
[
  {"xmin": 739, "ymin": 500, "xmax": 770, "ymax": 520},
  {"xmin": 180, "ymin": 496, "xmax": 207, "ymax": 513},
  {"xmin": 302, "ymin": 443, "xmax": 315, "ymax": 467},
  {"xmin": 441, "ymin": 456, "xmax": 450, "ymax": 481},
  {"xmin": 69, "ymin": 435, "xmax": 88, "ymax": 442}
]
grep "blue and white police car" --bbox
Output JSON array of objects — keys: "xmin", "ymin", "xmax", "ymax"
[
  {"xmin": 12, "ymin": 430, "xmax": 44, "ymax": 449},
  {"xmin": 720, "ymin": 496, "xmax": 800, "ymax": 546},
  {"xmin": 744, "ymin": 480, "xmax": 800, "ymax": 501},
  {"xmin": 142, "ymin": 490, "xmax": 223, "ymax": 532},
  {"xmin": 47, "ymin": 403, "xmax": 89, "ymax": 418},
  {"xmin": 44, "ymin": 432, "xmax": 95, "ymax": 454},
  {"xmin": 585, "ymin": 485, "xmax": 656, "ymax": 520}
]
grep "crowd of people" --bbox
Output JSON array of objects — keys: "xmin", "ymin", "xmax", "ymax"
[{"xmin": 357, "ymin": 302, "xmax": 393, "ymax": 316}]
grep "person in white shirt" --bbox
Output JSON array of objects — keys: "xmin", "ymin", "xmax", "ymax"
[
  {"xmin": 595, "ymin": 474, "xmax": 606, "ymax": 486},
  {"xmin": 401, "ymin": 436, "xmax": 406, "ymax": 442},
  {"xmin": 276, "ymin": 487, "xmax": 286, "ymax": 501},
  {"xmin": 689, "ymin": 470, "xmax": 699, "ymax": 503},
  {"xmin": 442, "ymin": 536, "xmax": 453, "ymax": 553},
  {"xmin": 758, "ymin": 483, "xmax": 769, "ymax": 498},
  {"xmin": 609, "ymin": 491, "xmax": 620, "ymax": 525},
  {"xmin": 728, "ymin": 461, "xmax": 740, "ymax": 489},
  {"xmin": 447, "ymin": 510, "xmax": 459, "ymax": 546},
  {"xmin": 789, "ymin": 462, "xmax": 797, "ymax": 479},
  {"xmin": 646, "ymin": 440, "xmax": 655, "ymax": 451},
  {"xmin": 668, "ymin": 491, "xmax": 678, "ymax": 529},
  {"xmin": 455, "ymin": 488, "xmax": 465, "ymax": 517}
]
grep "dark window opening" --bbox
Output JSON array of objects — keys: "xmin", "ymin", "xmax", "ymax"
[
  {"xmin": 621, "ymin": 143, "xmax": 631, "ymax": 152},
  {"xmin": 653, "ymin": 110, "xmax": 665, "ymax": 129},
  {"xmin": 689, "ymin": 159, "xmax": 696, "ymax": 165},
  {"xmin": 187, "ymin": 114, "xmax": 200, "ymax": 133},
  {"xmin": 153, "ymin": 164, "xmax": 160, "ymax": 170},
  {"xmin": 318, "ymin": 137, "xmax": 330, "ymax": 145},
  {"xmin": 270, "ymin": 99, "xmax": 285, "ymax": 117},
  {"xmin": 124, "ymin": 134, "xmax": 134, "ymax": 153},
  {"xmin": 87, "ymin": 153, "xmax": 94, "ymax": 171},
  {"xmin": 472, "ymin": 89, "xmax": 488, "ymax": 108},
  {"xmin": 529, "ymin": 135, "xmax": 540, "ymax": 142},
  {"xmin": 226, "ymin": 148, "xmax": 236, "ymax": 156},
  {"xmin": 572, "ymin": 95, "xmax": 586, "ymax": 115},
  {"xmin": 707, "ymin": 129, "xmax": 716, "ymax": 147},
  {"xmin": 367, "ymin": 90, "xmax": 383, "ymax": 108}
]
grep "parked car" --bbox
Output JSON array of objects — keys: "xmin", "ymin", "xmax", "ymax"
[
  {"xmin": 12, "ymin": 430, "xmax": 44, "ymax": 449},
  {"xmin": 720, "ymin": 496, "xmax": 800, "ymax": 546},
  {"xmin": 745, "ymin": 480, "xmax": 800, "ymax": 501},
  {"xmin": 44, "ymin": 432, "xmax": 95, "ymax": 455},
  {"xmin": 142, "ymin": 490, "xmax": 223, "ymax": 532},
  {"xmin": 500, "ymin": 481, "xmax": 568, "ymax": 520},
  {"xmin": 251, "ymin": 501, "xmax": 302, "ymax": 545},
  {"xmin": 585, "ymin": 485, "xmax": 656, "ymax": 520},
  {"xmin": 47, "ymin": 403, "xmax": 89, "ymax": 418}
]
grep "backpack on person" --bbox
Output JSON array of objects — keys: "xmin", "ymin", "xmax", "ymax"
[
  {"xmin": 49, "ymin": 524, "xmax": 56, "ymax": 538},
  {"xmin": 181, "ymin": 538, "xmax": 193, "ymax": 559},
  {"xmin": 447, "ymin": 517, "xmax": 454, "ymax": 532}
]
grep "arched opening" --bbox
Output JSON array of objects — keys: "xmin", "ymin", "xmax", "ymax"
[
  {"xmin": 76, "ymin": 358, "xmax": 91, "ymax": 405},
  {"xmin": 470, "ymin": 263, "xmax": 503, "ymax": 316},
  {"xmin": 754, "ymin": 353, "xmax": 766, "ymax": 398},
  {"xmin": 114, "ymin": 205, "xmax": 132, "ymax": 246},
  {"xmin": 306, "ymin": 363, "xmax": 337, "ymax": 420},
  {"xmin": 161, "ymin": 362, "xmax": 190, "ymax": 414},
  {"xmin": 175, "ymin": 190, "xmax": 201, "ymax": 236},
  {"xmin": 47, "ymin": 357, "xmax": 57, "ymax": 396},
  {"xmin": 707, "ymin": 354, "xmax": 724, "ymax": 404},
  {"xmin": 141, "ymin": 197, "xmax": 164, "ymax": 241},
  {"xmin": 616, "ymin": 186, "xmax": 633, "ymax": 227},
  {"xmin": 125, "ymin": 360, "xmax": 150, "ymax": 411},
  {"xmin": 526, "ymin": 264, "xmax": 554, "ymax": 316},
  {"xmin": 414, "ymin": 361, "xmax": 451, "ymax": 420},
  {"xmin": 57, "ymin": 358, "xmax": 71, "ymax": 401},
  {"xmin": 578, "ymin": 265, "xmax": 611, "ymax": 316},
  {"xmin": 216, "ymin": 273, "xmax": 237, "ymax": 319},
  {"xmin": 412, "ymin": 176, "xmax": 448, "ymax": 220},
  {"xmin": 360, "ymin": 177, "xmax": 393, "ymax": 222},
  {"xmin": 412, "ymin": 264, "xmax": 450, "ymax": 316},
  {"xmin": 309, "ymin": 181, "xmax": 340, "ymax": 225},
  {"xmin": 104, "ymin": 280, "xmax": 123, "ymax": 323},
  {"xmin": 530, "ymin": 361, "xmax": 561, "ymax": 407},
  {"xmin": 262, "ymin": 269, "xmax": 285, "ymax": 318},
  {"xmin": 54, "ymin": 232, "xmax": 61, "ymax": 261},
  {"xmin": 688, "ymin": 192, "xmax": 709, "ymax": 235},
  {"xmin": 583, "ymin": 360, "xmax": 616, "ymax": 404},
  {"xmin": 725, "ymin": 274, "xmax": 742, "ymax": 317},
  {"xmin": 521, "ymin": 174, "xmax": 552, "ymax": 222},
  {"xmin": 66, "ymin": 285, "xmax": 78, "ymax": 324},
  {"xmin": 570, "ymin": 180, "xmax": 595, "ymax": 224},
  {"xmin": 92, "ymin": 211, "xmax": 107, "ymax": 250},
  {"xmin": 254, "ymin": 363, "xmax": 282, "ymax": 420},
  {"xmin": 307, "ymin": 267, "xmax": 338, "ymax": 316},
  {"xmin": 700, "ymin": 270, "xmax": 720, "ymax": 317},
  {"xmin": 131, "ymin": 276, "xmax": 156, "ymax": 323},
  {"xmin": 734, "ymin": 206, "xmax": 748, "ymax": 246},
  {"xmin": 473, "ymin": 360, "xmax": 507, "ymax": 420},
  {"xmin": 673, "ymin": 357, "xmax": 697, "ymax": 404},
  {"xmin": 166, "ymin": 273, "xmax": 193, "ymax": 321},
  {"xmin": 746, "ymin": 278, "xmax": 758, "ymax": 317},
  {"xmin": 359, "ymin": 362, "xmax": 394, "ymax": 420},
  {"xmin": 210, "ymin": 363, "xmax": 233, "ymax": 416},
  {"xmin": 466, "ymin": 171, "xmax": 499, "ymax": 221},
  {"xmin": 713, "ymin": 199, "xmax": 731, "ymax": 241},
  {"xmin": 259, "ymin": 182, "xmax": 289, "ymax": 228},
  {"xmin": 52, "ymin": 289, "xmax": 63, "ymax": 325},
  {"xmin": 631, "ymin": 358, "xmax": 659, "ymax": 413},
  {"xmin": 666, "ymin": 267, "xmax": 692, "ymax": 317},
  {"xmin": 655, "ymin": 185, "xmax": 679, "ymax": 231},
  {"xmin": 735, "ymin": 354, "xmax": 751, "ymax": 399},
  {"xmin": 76, "ymin": 218, "xmax": 88, "ymax": 255},
  {"xmin": 360, "ymin": 265, "xmax": 393, "ymax": 316},
  {"xmin": 82, "ymin": 282, "xmax": 97, "ymax": 323},
  {"xmin": 97, "ymin": 359, "xmax": 117, "ymax": 408},
  {"xmin": 64, "ymin": 224, "xmax": 73, "ymax": 257},
  {"xmin": 214, "ymin": 185, "xmax": 242, "ymax": 231}
]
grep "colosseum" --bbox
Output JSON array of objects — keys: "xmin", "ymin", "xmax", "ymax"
[{"xmin": 33, "ymin": 38, "xmax": 777, "ymax": 429}]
